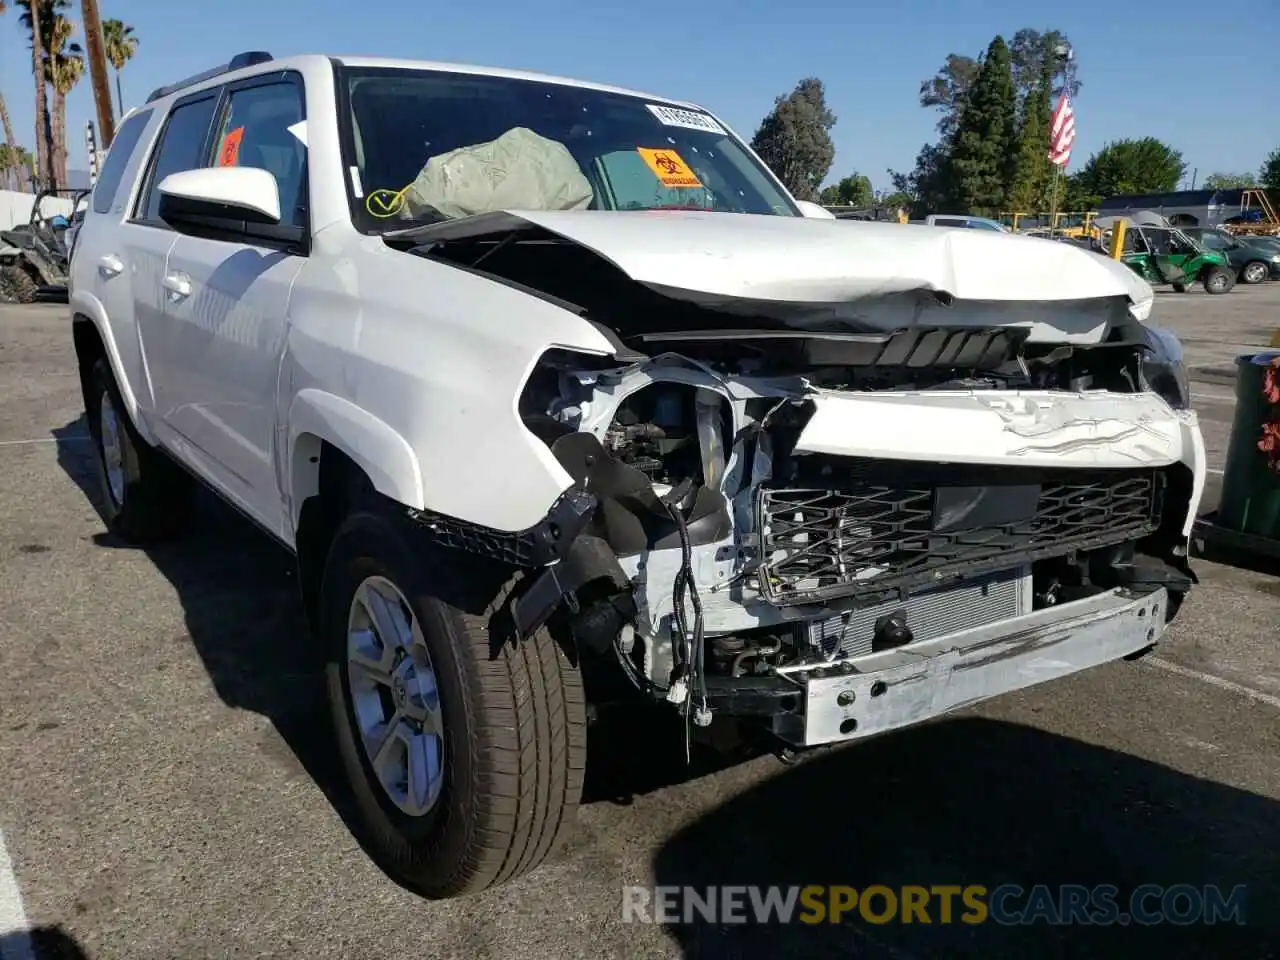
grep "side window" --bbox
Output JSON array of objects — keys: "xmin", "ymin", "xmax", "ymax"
[
  {"xmin": 212, "ymin": 82, "xmax": 307, "ymax": 228},
  {"xmin": 136, "ymin": 95, "xmax": 219, "ymax": 223},
  {"xmin": 91, "ymin": 109, "xmax": 152, "ymax": 214}
]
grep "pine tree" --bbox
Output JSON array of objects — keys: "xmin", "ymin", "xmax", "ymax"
[
  {"xmin": 1008, "ymin": 53, "xmax": 1053, "ymax": 213},
  {"xmin": 750, "ymin": 78, "xmax": 837, "ymax": 201},
  {"xmin": 947, "ymin": 36, "xmax": 1017, "ymax": 215}
]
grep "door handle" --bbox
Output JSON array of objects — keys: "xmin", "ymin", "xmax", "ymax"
[
  {"xmin": 98, "ymin": 254, "xmax": 123, "ymax": 277},
  {"xmin": 162, "ymin": 272, "xmax": 191, "ymax": 299}
]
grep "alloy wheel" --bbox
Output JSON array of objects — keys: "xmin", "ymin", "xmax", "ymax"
[{"xmin": 346, "ymin": 575, "xmax": 445, "ymax": 817}]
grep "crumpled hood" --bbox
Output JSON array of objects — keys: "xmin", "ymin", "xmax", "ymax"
[{"xmin": 399, "ymin": 209, "xmax": 1154, "ymax": 311}]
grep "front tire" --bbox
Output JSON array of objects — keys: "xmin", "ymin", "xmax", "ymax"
[
  {"xmin": 320, "ymin": 507, "xmax": 586, "ymax": 899},
  {"xmin": 85, "ymin": 359, "xmax": 194, "ymax": 542}
]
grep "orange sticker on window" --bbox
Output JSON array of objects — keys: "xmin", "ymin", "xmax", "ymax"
[
  {"xmin": 637, "ymin": 148, "xmax": 703, "ymax": 188},
  {"xmin": 218, "ymin": 126, "xmax": 244, "ymax": 167}
]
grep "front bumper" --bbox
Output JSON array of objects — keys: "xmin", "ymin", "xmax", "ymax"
[{"xmin": 770, "ymin": 587, "xmax": 1166, "ymax": 747}]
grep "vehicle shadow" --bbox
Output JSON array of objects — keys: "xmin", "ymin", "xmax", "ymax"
[
  {"xmin": 6, "ymin": 925, "xmax": 92, "ymax": 959},
  {"xmin": 651, "ymin": 716, "xmax": 1280, "ymax": 960},
  {"xmin": 51, "ymin": 417, "xmax": 360, "ymax": 837},
  {"xmin": 48, "ymin": 416, "xmax": 746, "ymax": 846}
]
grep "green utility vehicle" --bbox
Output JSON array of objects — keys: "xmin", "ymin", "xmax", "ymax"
[{"xmin": 1098, "ymin": 216, "xmax": 1237, "ymax": 295}]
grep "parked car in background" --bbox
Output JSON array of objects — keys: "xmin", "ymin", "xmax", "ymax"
[
  {"xmin": 1182, "ymin": 226, "xmax": 1280, "ymax": 283},
  {"xmin": 917, "ymin": 214, "xmax": 1009, "ymax": 231}
]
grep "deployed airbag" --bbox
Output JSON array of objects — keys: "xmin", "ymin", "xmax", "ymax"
[{"xmin": 403, "ymin": 127, "xmax": 594, "ymax": 220}]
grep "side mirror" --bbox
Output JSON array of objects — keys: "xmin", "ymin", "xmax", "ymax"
[
  {"xmin": 158, "ymin": 166, "xmax": 283, "ymax": 231},
  {"xmin": 794, "ymin": 199, "xmax": 836, "ymax": 220}
]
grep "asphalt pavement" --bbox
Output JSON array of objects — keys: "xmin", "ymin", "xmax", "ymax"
[{"xmin": 0, "ymin": 285, "xmax": 1278, "ymax": 960}]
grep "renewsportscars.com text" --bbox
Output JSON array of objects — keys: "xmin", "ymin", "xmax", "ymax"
[{"xmin": 622, "ymin": 884, "xmax": 1248, "ymax": 926}]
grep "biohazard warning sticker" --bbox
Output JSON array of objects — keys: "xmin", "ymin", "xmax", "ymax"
[
  {"xmin": 637, "ymin": 148, "xmax": 703, "ymax": 189},
  {"xmin": 218, "ymin": 126, "xmax": 244, "ymax": 167}
]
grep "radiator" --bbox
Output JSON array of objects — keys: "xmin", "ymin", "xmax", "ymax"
[{"xmin": 797, "ymin": 566, "xmax": 1031, "ymax": 660}]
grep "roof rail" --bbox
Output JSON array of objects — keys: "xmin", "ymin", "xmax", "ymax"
[{"xmin": 145, "ymin": 51, "xmax": 274, "ymax": 104}]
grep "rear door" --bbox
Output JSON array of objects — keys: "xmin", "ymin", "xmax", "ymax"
[
  {"xmin": 126, "ymin": 90, "xmax": 222, "ymax": 424},
  {"xmin": 68, "ymin": 107, "xmax": 160, "ymax": 418},
  {"xmin": 156, "ymin": 73, "xmax": 309, "ymax": 532}
]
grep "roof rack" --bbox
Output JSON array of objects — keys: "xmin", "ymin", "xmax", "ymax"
[{"xmin": 145, "ymin": 51, "xmax": 274, "ymax": 104}]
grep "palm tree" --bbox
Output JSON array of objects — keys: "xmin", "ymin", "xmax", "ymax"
[
  {"xmin": 0, "ymin": 143, "xmax": 33, "ymax": 189},
  {"xmin": 44, "ymin": 12, "xmax": 83, "ymax": 187},
  {"xmin": 16, "ymin": 0, "xmax": 59, "ymax": 189},
  {"xmin": 101, "ymin": 18, "xmax": 135, "ymax": 116},
  {"xmin": 0, "ymin": 1, "xmax": 24, "ymax": 190}
]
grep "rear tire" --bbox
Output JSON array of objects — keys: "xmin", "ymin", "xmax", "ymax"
[
  {"xmin": 1202, "ymin": 265, "xmax": 1235, "ymax": 294},
  {"xmin": 86, "ymin": 358, "xmax": 194, "ymax": 542},
  {"xmin": 321, "ymin": 506, "xmax": 587, "ymax": 899},
  {"xmin": 1171, "ymin": 281, "xmax": 1187, "ymax": 293}
]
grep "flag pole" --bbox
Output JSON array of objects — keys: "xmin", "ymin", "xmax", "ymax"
[
  {"xmin": 1049, "ymin": 164, "xmax": 1060, "ymax": 239},
  {"xmin": 1046, "ymin": 43, "xmax": 1075, "ymax": 243}
]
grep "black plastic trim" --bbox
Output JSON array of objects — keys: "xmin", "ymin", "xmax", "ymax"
[
  {"xmin": 702, "ymin": 674, "xmax": 801, "ymax": 717},
  {"xmin": 405, "ymin": 487, "xmax": 597, "ymax": 568}
]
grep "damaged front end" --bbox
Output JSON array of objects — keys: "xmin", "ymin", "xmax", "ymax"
[{"xmin": 397, "ymin": 218, "xmax": 1206, "ymax": 749}]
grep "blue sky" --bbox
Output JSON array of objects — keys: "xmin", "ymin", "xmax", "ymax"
[{"xmin": 1, "ymin": 0, "xmax": 1277, "ymax": 191}]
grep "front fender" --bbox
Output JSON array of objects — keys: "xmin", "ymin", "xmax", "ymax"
[{"xmin": 287, "ymin": 388, "xmax": 425, "ymax": 523}]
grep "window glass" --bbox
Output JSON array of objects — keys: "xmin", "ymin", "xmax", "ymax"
[
  {"xmin": 339, "ymin": 67, "xmax": 798, "ymax": 232},
  {"xmin": 137, "ymin": 95, "xmax": 218, "ymax": 222},
  {"xmin": 212, "ymin": 82, "xmax": 307, "ymax": 227},
  {"xmin": 92, "ymin": 109, "xmax": 152, "ymax": 215},
  {"xmin": 596, "ymin": 149, "xmax": 714, "ymax": 211}
]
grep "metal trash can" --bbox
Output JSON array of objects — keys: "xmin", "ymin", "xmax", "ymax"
[{"xmin": 1217, "ymin": 351, "xmax": 1280, "ymax": 539}]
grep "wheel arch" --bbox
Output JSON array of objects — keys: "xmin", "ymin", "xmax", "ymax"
[
  {"xmin": 70, "ymin": 312, "xmax": 156, "ymax": 444},
  {"xmin": 287, "ymin": 389, "xmax": 425, "ymax": 531}
]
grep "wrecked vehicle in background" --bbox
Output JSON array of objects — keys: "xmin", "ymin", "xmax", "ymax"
[
  {"xmin": 68, "ymin": 53, "xmax": 1206, "ymax": 901},
  {"xmin": 0, "ymin": 187, "xmax": 85, "ymax": 303}
]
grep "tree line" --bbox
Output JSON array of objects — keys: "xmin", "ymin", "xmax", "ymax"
[
  {"xmin": 750, "ymin": 29, "xmax": 1280, "ymax": 215},
  {"xmin": 0, "ymin": 0, "xmax": 137, "ymax": 192}
]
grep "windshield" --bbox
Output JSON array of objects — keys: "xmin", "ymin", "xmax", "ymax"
[{"xmin": 337, "ymin": 66, "xmax": 799, "ymax": 232}]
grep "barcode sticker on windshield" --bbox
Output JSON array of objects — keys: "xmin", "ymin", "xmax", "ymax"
[{"xmin": 645, "ymin": 104, "xmax": 726, "ymax": 135}]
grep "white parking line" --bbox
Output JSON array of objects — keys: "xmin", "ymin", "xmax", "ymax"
[
  {"xmin": 0, "ymin": 831, "xmax": 33, "ymax": 960},
  {"xmin": 0, "ymin": 437, "xmax": 90, "ymax": 447},
  {"xmin": 1207, "ymin": 467, "xmax": 1225, "ymax": 476},
  {"xmin": 1193, "ymin": 391, "xmax": 1237, "ymax": 403},
  {"xmin": 1147, "ymin": 656, "xmax": 1280, "ymax": 710}
]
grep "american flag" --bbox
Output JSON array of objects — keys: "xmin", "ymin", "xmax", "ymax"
[{"xmin": 1048, "ymin": 94, "xmax": 1075, "ymax": 169}]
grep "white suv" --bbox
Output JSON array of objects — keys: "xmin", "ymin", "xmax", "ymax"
[{"xmin": 70, "ymin": 51, "xmax": 1207, "ymax": 899}]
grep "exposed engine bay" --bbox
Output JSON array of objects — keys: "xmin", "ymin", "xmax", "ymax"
[
  {"xmin": 397, "ymin": 225, "xmax": 1203, "ymax": 746},
  {"xmin": 513, "ymin": 351, "xmax": 1197, "ymax": 734}
]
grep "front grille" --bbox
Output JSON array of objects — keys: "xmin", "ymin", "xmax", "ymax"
[{"xmin": 757, "ymin": 462, "xmax": 1162, "ymax": 606}]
